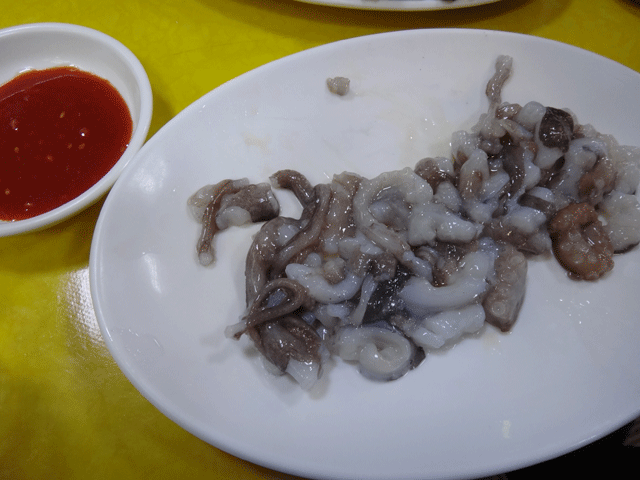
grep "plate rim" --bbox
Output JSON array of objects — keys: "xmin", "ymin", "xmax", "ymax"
[{"xmin": 290, "ymin": 0, "xmax": 501, "ymax": 12}]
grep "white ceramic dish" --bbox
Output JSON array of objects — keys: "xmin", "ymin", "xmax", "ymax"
[
  {"xmin": 90, "ymin": 29, "xmax": 640, "ymax": 479},
  {"xmin": 0, "ymin": 23, "xmax": 152, "ymax": 237},
  {"xmin": 292, "ymin": 0, "xmax": 500, "ymax": 11}
]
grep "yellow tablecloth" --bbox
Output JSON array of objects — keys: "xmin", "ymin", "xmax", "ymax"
[{"xmin": 1, "ymin": 1, "xmax": 639, "ymax": 479}]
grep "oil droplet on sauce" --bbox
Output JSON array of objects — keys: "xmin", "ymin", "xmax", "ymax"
[{"xmin": 0, "ymin": 66, "xmax": 133, "ymax": 221}]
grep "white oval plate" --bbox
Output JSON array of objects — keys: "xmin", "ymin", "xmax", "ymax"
[
  {"xmin": 90, "ymin": 30, "xmax": 640, "ymax": 480},
  {"xmin": 292, "ymin": 0, "xmax": 499, "ymax": 11}
]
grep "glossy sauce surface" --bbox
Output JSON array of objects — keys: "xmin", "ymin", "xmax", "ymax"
[{"xmin": 0, "ymin": 66, "xmax": 132, "ymax": 221}]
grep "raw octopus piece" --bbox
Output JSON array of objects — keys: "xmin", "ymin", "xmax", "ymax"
[
  {"xmin": 326, "ymin": 76, "xmax": 350, "ymax": 96},
  {"xmin": 483, "ymin": 243, "xmax": 527, "ymax": 332},
  {"xmin": 188, "ymin": 179, "xmax": 279, "ymax": 266},
  {"xmin": 549, "ymin": 202, "xmax": 614, "ymax": 281},
  {"xmin": 190, "ymin": 54, "xmax": 640, "ymax": 390}
]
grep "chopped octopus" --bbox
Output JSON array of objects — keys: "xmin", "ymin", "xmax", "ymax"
[{"xmin": 189, "ymin": 55, "xmax": 640, "ymax": 390}]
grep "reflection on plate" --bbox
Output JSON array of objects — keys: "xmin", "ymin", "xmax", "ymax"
[
  {"xmin": 90, "ymin": 29, "xmax": 640, "ymax": 480},
  {"xmin": 292, "ymin": 0, "xmax": 500, "ymax": 11}
]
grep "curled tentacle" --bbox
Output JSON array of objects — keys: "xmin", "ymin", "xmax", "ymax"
[
  {"xmin": 549, "ymin": 202, "xmax": 614, "ymax": 280},
  {"xmin": 547, "ymin": 137, "xmax": 608, "ymax": 206},
  {"xmin": 270, "ymin": 169, "xmax": 316, "ymax": 210},
  {"xmin": 353, "ymin": 167, "xmax": 432, "ymax": 260},
  {"xmin": 241, "ymin": 277, "xmax": 313, "ymax": 334},
  {"xmin": 189, "ymin": 179, "xmax": 280, "ymax": 266},
  {"xmin": 245, "ymin": 216, "xmax": 301, "ymax": 307},
  {"xmin": 247, "ymin": 315, "xmax": 322, "ymax": 374},
  {"xmin": 285, "ymin": 261, "xmax": 364, "ymax": 304},
  {"xmin": 215, "ymin": 183, "xmax": 280, "ymax": 229},
  {"xmin": 333, "ymin": 325, "xmax": 423, "ymax": 382},
  {"xmin": 399, "ymin": 250, "xmax": 494, "ymax": 317},
  {"xmin": 270, "ymin": 183, "xmax": 332, "ymax": 277}
]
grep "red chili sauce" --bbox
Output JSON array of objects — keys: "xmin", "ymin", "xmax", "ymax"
[{"xmin": 0, "ymin": 66, "xmax": 133, "ymax": 221}]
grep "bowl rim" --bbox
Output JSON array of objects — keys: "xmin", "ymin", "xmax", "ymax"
[{"xmin": 0, "ymin": 22, "xmax": 153, "ymax": 237}]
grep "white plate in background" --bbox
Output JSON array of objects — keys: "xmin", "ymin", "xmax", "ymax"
[{"xmin": 293, "ymin": 0, "xmax": 500, "ymax": 11}]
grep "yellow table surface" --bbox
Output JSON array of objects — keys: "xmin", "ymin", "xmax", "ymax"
[{"xmin": 2, "ymin": 1, "xmax": 640, "ymax": 479}]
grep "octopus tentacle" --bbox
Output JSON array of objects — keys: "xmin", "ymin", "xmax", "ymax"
[
  {"xmin": 191, "ymin": 179, "xmax": 234, "ymax": 266},
  {"xmin": 248, "ymin": 315, "xmax": 322, "ymax": 373},
  {"xmin": 270, "ymin": 183, "xmax": 332, "ymax": 277},
  {"xmin": 485, "ymin": 55, "xmax": 513, "ymax": 108},
  {"xmin": 549, "ymin": 202, "xmax": 614, "ymax": 280},
  {"xmin": 189, "ymin": 179, "xmax": 280, "ymax": 266},
  {"xmin": 215, "ymin": 183, "xmax": 280, "ymax": 229},
  {"xmin": 353, "ymin": 167, "xmax": 432, "ymax": 260},
  {"xmin": 333, "ymin": 324, "xmax": 422, "ymax": 382},
  {"xmin": 245, "ymin": 216, "xmax": 301, "ymax": 307},
  {"xmin": 240, "ymin": 278, "xmax": 312, "ymax": 334},
  {"xmin": 482, "ymin": 242, "xmax": 527, "ymax": 332},
  {"xmin": 320, "ymin": 172, "xmax": 361, "ymax": 254},
  {"xmin": 190, "ymin": 55, "xmax": 640, "ymax": 391},
  {"xmin": 270, "ymin": 169, "xmax": 316, "ymax": 210}
]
